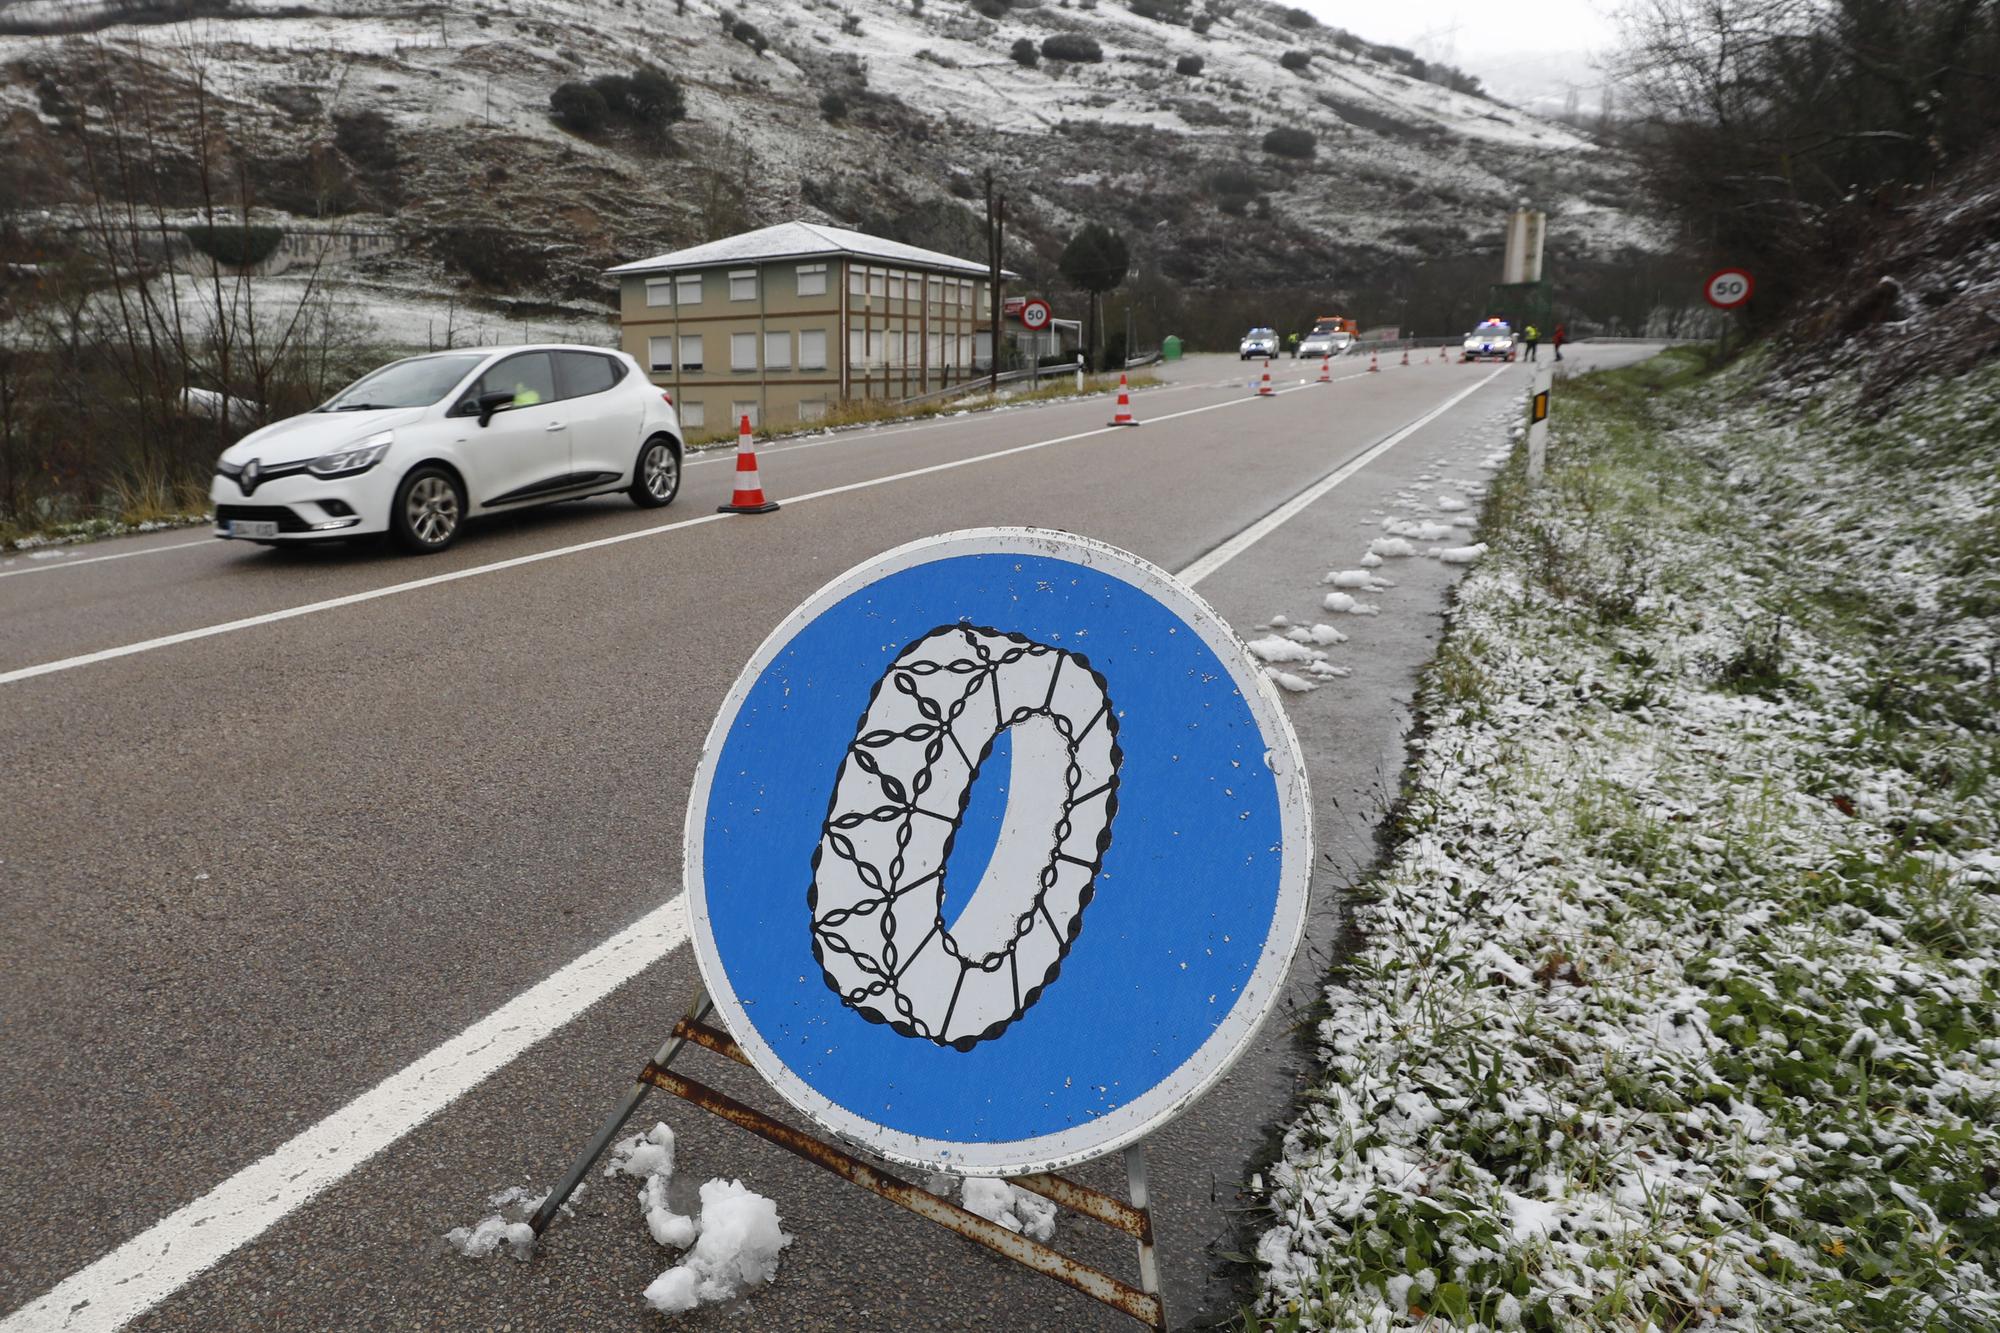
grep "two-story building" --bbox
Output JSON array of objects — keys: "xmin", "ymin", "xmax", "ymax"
[{"xmin": 607, "ymin": 220, "xmax": 1017, "ymax": 434}]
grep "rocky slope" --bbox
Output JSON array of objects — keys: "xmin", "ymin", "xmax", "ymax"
[{"xmin": 0, "ymin": 0, "xmax": 1643, "ymax": 330}]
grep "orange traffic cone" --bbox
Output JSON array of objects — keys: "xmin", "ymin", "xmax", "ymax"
[
  {"xmin": 1317, "ymin": 355, "xmax": 1332, "ymax": 384},
  {"xmin": 1367, "ymin": 351, "xmax": 1380, "ymax": 374},
  {"xmin": 717, "ymin": 415, "xmax": 779, "ymax": 514},
  {"xmin": 1257, "ymin": 361, "xmax": 1275, "ymax": 397},
  {"xmin": 1400, "ymin": 347, "xmax": 1410, "ymax": 366},
  {"xmin": 1107, "ymin": 373, "xmax": 1139, "ymax": 426}
]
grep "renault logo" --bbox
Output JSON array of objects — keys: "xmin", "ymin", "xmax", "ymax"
[{"xmin": 241, "ymin": 458, "xmax": 262, "ymax": 495}]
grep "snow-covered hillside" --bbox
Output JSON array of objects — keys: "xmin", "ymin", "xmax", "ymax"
[{"xmin": 0, "ymin": 0, "xmax": 1644, "ymax": 326}]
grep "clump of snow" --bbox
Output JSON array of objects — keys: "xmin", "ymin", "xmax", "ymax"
[
  {"xmin": 445, "ymin": 1214, "xmax": 536, "ymax": 1261},
  {"xmin": 1321, "ymin": 592, "xmax": 1380, "ymax": 616},
  {"xmin": 1434, "ymin": 543, "xmax": 1490, "ymax": 564},
  {"xmin": 608, "ymin": 1120, "xmax": 677, "ymax": 1180},
  {"xmin": 960, "ymin": 1177, "xmax": 1057, "ymax": 1242},
  {"xmin": 1266, "ymin": 669, "xmax": 1319, "ymax": 694},
  {"xmin": 1322, "ymin": 569, "xmax": 1388, "ymax": 590},
  {"xmin": 1368, "ymin": 537, "xmax": 1417, "ymax": 559},
  {"xmin": 1307, "ymin": 623, "xmax": 1348, "ymax": 646},
  {"xmin": 1386, "ymin": 518, "xmax": 1460, "ymax": 543},
  {"xmin": 1248, "ymin": 635, "xmax": 1324, "ymax": 664},
  {"xmin": 641, "ymin": 1179, "xmax": 793, "ymax": 1314},
  {"xmin": 1437, "ymin": 495, "xmax": 1469, "ymax": 512}
]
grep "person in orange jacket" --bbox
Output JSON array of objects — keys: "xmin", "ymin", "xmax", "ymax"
[{"xmin": 1552, "ymin": 323, "xmax": 1568, "ymax": 362}]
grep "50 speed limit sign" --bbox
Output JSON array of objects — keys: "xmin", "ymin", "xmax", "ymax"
[
  {"xmin": 1019, "ymin": 298, "xmax": 1052, "ymax": 331},
  {"xmin": 1704, "ymin": 269, "xmax": 1755, "ymax": 310}
]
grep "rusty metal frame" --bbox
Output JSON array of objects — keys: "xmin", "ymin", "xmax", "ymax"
[{"xmin": 534, "ymin": 1007, "xmax": 1167, "ymax": 1330}]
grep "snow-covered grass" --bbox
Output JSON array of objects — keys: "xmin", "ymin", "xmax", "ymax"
[{"xmin": 1251, "ymin": 347, "xmax": 2000, "ymax": 1331}]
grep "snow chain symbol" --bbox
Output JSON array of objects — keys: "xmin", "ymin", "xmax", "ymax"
[{"xmin": 809, "ymin": 624, "xmax": 1123, "ymax": 1051}]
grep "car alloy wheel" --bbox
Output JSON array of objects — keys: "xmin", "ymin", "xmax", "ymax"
[
  {"xmin": 404, "ymin": 473, "xmax": 460, "ymax": 549},
  {"xmin": 643, "ymin": 442, "xmax": 677, "ymax": 499}
]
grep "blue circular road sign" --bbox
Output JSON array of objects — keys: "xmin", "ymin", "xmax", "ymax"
[{"xmin": 685, "ymin": 528, "xmax": 1313, "ymax": 1175}]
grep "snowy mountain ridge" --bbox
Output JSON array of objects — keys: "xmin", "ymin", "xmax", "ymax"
[{"xmin": 0, "ymin": 0, "xmax": 1645, "ymax": 320}]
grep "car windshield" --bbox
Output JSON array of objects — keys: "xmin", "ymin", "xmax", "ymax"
[
  {"xmin": 1475, "ymin": 323, "xmax": 1512, "ymax": 335},
  {"xmin": 1247, "ymin": 329, "xmax": 1275, "ymax": 338},
  {"xmin": 320, "ymin": 353, "xmax": 488, "ymax": 411}
]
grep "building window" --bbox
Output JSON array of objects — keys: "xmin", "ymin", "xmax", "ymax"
[
  {"xmin": 729, "ymin": 269, "xmax": 757, "ymax": 302},
  {"xmin": 647, "ymin": 336, "xmax": 674, "ymax": 372},
  {"xmin": 645, "ymin": 279, "xmax": 673, "ymax": 308},
  {"xmin": 676, "ymin": 274, "xmax": 702, "ymax": 306},
  {"xmin": 849, "ymin": 266, "xmax": 866, "ymax": 297},
  {"xmin": 731, "ymin": 332, "xmax": 758, "ymax": 371},
  {"xmin": 679, "ymin": 334, "xmax": 703, "ymax": 372},
  {"xmin": 926, "ymin": 332, "xmax": 942, "ymax": 366},
  {"xmin": 765, "ymin": 331, "xmax": 792, "ymax": 370},
  {"xmin": 732, "ymin": 401, "xmax": 759, "ymax": 430},
  {"xmin": 868, "ymin": 330, "xmax": 886, "ymax": 366},
  {"xmin": 799, "ymin": 399, "xmax": 827, "ymax": 423},
  {"xmin": 887, "ymin": 272, "xmax": 904, "ymax": 301},
  {"xmin": 680, "ymin": 400, "xmax": 705, "ymax": 429},
  {"xmin": 905, "ymin": 331, "xmax": 923, "ymax": 366},
  {"xmin": 868, "ymin": 268, "xmax": 885, "ymax": 299},
  {"xmin": 797, "ymin": 264, "xmax": 827, "ymax": 297},
  {"xmin": 800, "ymin": 329, "xmax": 827, "ymax": 371}
]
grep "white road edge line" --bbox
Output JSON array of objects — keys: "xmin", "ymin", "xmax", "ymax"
[
  {"xmin": 0, "ymin": 900, "xmax": 690, "ymax": 1333},
  {"xmin": 0, "ymin": 368, "xmax": 1499, "ymax": 1333},
  {"xmin": 0, "ymin": 539, "xmax": 213, "ymax": 580},
  {"xmin": 1177, "ymin": 366, "xmax": 1506, "ymax": 587},
  {"xmin": 2, "ymin": 378, "xmax": 1328, "ymax": 687}
]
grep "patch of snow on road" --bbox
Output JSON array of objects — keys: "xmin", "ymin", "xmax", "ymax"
[
  {"xmin": 1248, "ymin": 635, "xmax": 1325, "ymax": 664},
  {"xmin": 1321, "ymin": 592, "xmax": 1380, "ymax": 616},
  {"xmin": 1368, "ymin": 538, "xmax": 1417, "ymax": 559},
  {"xmin": 1267, "ymin": 669, "xmax": 1319, "ymax": 694}
]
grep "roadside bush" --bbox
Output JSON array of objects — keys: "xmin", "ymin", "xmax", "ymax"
[
  {"xmin": 183, "ymin": 224, "xmax": 284, "ymax": 269},
  {"xmin": 819, "ymin": 91, "xmax": 849, "ymax": 121},
  {"xmin": 1279, "ymin": 5, "xmax": 1314, "ymax": 27},
  {"xmin": 1011, "ymin": 37, "xmax": 1038, "ymax": 67},
  {"xmin": 1174, "ymin": 53, "xmax": 1203, "ymax": 75},
  {"xmin": 1190, "ymin": 12, "xmax": 1212, "ymax": 33},
  {"xmin": 1279, "ymin": 49, "xmax": 1309, "ymax": 72},
  {"xmin": 972, "ymin": 0, "xmax": 1010, "ymax": 16},
  {"xmin": 729, "ymin": 18, "xmax": 768, "ymax": 53},
  {"xmin": 603, "ymin": 66, "xmax": 686, "ymax": 131},
  {"xmin": 1261, "ymin": 126, "xmax": 1315, "ymax": 159},
  {"xmin": 433, "ymin": 224, "xmax": 550, "ymax": 290},
  {"xmin": 1040, "ymin": 32, "xmax": 1103, "ymax": 63},
  {"xmin": 1100, "ymin": 330, "xmax": 1128, "ymax": 372},
  {"xmin": 1130, "ymin": 0, "xmax": 1191, "ymax": 22},
  {"xmin": 549, "ymin": 80, "xmax": 609, "ymax": 133}
]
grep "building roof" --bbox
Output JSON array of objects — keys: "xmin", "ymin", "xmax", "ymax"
[{"xmin": 605, "ymin": 220, "xmax": 1015, "ymax": 280}]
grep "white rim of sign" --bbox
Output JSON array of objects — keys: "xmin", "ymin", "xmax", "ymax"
[
  {"xmin": 1021, "ymin": 299, "xmax": 1052, "ymax": 331},
  {"xmin": 682, "ymin": 527, "xmax": 1314, "ymax": 1176},
  {"xmin": 1705, "ymin": 268, "xmax": 1754, "ymax": 310}
]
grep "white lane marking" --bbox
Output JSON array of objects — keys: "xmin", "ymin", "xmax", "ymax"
[
  {"xmin": 0, "ymin": 900, "xmax": 690, "ymax": 1333},
  {"xmin": 0, "ymin": 373, "xmax": 1496, "ymax": 1331},
  {"xmin": 1, "ymin": 382, "xmax": 1317, "ymax": 687},
  {"xmin": 0, "ymin": 538, "xmax": 212, "ymax": 581},
  {"xmin": 1176, "ymin": 367, "xmax": 1507, "ymax": 587}
]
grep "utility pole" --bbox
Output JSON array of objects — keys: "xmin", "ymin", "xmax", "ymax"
[{"xmin": 985, "ymin": 168, "xmax": 1005, "ymax": 393}]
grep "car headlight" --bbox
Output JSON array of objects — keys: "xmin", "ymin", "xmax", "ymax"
[{"xmin": 309, "ymin": 431, "xmax": 394, "ymax": 478}]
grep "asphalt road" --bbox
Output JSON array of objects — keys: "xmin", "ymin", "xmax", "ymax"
[{"xmin": 0, "ymin": 345, "xmax": 1661, "ymax": 1331}]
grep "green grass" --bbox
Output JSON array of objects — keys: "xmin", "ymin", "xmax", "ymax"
[{"xmin": 1250, "ymin": 347, "xmax": 2000, "ymax": 1331}]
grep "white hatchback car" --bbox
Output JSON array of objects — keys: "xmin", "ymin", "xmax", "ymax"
[{"xmin": 211, "ymin": 345, "xmax": 683, "ymax": 554}]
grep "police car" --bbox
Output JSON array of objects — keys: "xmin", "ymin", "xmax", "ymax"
[{"xmin": 1461, "ymin": 320, "xmax": 1518, "ymax": 363}]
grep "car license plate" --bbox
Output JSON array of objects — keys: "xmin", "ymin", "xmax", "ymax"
[{"xmin": 228, "ymin": 520, "xmax": 279, "ymax": 539}]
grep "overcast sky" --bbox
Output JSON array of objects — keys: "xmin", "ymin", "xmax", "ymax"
[{"xmin": 1295, "ymin": 0, "xmax": 1625, "ymax": 107}]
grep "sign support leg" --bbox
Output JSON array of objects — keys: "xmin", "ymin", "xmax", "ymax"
[
  {"xmin": 528, "ymin": 987, "xmax": 712, "ymax": 1236},
  {"xmin": 1124, "ymin": 1144, "xmax": 1166, "ymax": 1330}
]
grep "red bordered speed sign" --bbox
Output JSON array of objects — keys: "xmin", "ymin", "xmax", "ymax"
[
  {"xmin": 1020, "ymin": 299, "xmax": 1052, "ymax": 331},
  {"xmin": 1704, "ymin": 269, "xmax": 1754, "ymax": 310}
]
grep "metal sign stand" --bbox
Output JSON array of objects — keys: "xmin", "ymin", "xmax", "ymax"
[{"xmin": 530, "ymin": 994, "xmax": 1168, "ymax": 1331}]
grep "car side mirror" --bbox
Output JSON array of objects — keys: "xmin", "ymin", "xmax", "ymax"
[{"xmin": 475, "ymin": 391, "xmax": 515, "ymax": 428}]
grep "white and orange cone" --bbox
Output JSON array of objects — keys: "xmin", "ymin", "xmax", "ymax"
[
  {"xmin": 1107, "ymin": 373, "xmax": 1139, "ymax": 426},
  {"xmin": 1367, "ymin": 351, "xmax": 1380, "ymax": 374},
  {"xmin": 1317, "ymin": 355, "xmax": 1332, "ymax": 384},
  {"xmin": 1257, "ymin": 361, "xmax": 1275, "ymax": 397},
  {"xmin": 717, "ymin": 415, "xmax": 779, "ymax": 514},
  {"xmin": 1400, "ymin": 347, "xmax": 1410, "ymax": 367}
]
